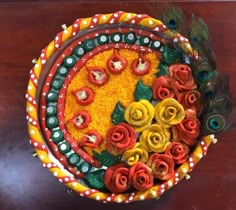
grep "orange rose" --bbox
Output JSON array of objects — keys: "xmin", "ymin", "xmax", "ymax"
[
  {"xmin": 104, "ymin": 162, "xmax": 131, "ymax": 193},
  {"xmin": 169, "ymin": 64, "xmax": 197, "ymax": 93},
  {"xmin": 152, "ymin": 76, "xmax": 174, "ymax": 100},
  {"xmin": 172, "ymin": 115, "xmax": 200, "ymax": 146},
  {"xmin": 165, "ymin": 141, "xmax": 190, "ymax": 164},
  {"xmin": 106, "ymin": 123, "xmax": 137, "ymax": 155},
  {"xmin": 177, "ymin": 90, "xmax": 202, "ymax": 112},
  {"xmin": 147, "ymin": 153, "xmax": 175, "ymax": 180},
  {"xmin": 129, "ymin": 162, "xmax": 154, "ymax": 191}
]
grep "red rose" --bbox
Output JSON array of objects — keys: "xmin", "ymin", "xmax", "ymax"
[
  {"xmin": 104, "ymin": 162, "xmax": 131, "ymax": 193},
  {"xmin": 178, "ymin": 90, "xmax": 202, "ymax": 112},
  {"xmin": 129, "ymin": 162, "xmax": 154, "ymax": 191},
  {"xmin": 165, "ymin": 141, "xmax": 190, "ymax": 164},
  {"xmin": 152, "ymin": 76, "xmax": 175, "ymax": 100},
  {"xmin": 172, "ymin": 116, "xmax": 201, "ymax": 146},
  {"xmin": 169, "ymin": 64, "xmax": 197, "ymax": 93},
  {"xmin": 106, "ymin": 123, "xmax": 137, "ymax": 155},
  {"xmin": 147, "ymin": 153, "xmax": 174, "ymax": 180}
]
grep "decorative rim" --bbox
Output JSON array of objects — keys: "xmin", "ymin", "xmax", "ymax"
[{"xmin": 26, "ymin": 11, "xmax": 216, "ymax": 203}]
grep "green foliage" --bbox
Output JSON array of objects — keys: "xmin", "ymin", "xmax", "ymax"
[
  {"xmin": 111, "ymin": 101, "xmax": 125, "ymax": 125},
  {"xmin": 93, "ymin": 150, "xmax": 122, "ymax": 167},
  {"xmin": 134, "ymin": 80, "xmax": 153, "ymax": 102},
  {"xmin": 86, "ymin": 170, "xmax": 106, "ymax": 190}
]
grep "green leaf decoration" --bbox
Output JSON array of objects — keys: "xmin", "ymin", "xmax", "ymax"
[
  {"xmin": 93, "ymin": 150, "xmax": 122, "ymax": 167},
  {"xmin": 163, "ymin": 44, "xmax": 182, "ymax": 66},
  {"xmin": 85, "ymin": 170, "xmax": 107, "ymax": 190},
  {"xmin": 134, "ymin": 80, "xmax": 153, "ymax": 102},
  {"xmin": 111, "ymin": 101, "xmax": 125, "ymax": 125},
  {"xmin": 156, "ymin": 62, "xmax": 169, "ymax": 77}
]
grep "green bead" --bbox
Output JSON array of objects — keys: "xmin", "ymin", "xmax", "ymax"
[
  {"xmin": 77, "ymin": 161, "xmax": 91, "ymax": 174},
  {"xmin": 51, "ymin": 78, "xmax": 63, "ymax": 90},
  {"xmin": 57, "ymin": 66, "xmax": 68, "ymax": 77},
  {"xmin": 68, "ymin": 153, "xmax": 80, "ymax": 166},
  {"xmin": 73, "ymin": 46, "xmax": 85, "ymax": 57},
  {"xmin": 151, "ymin": 40, "xmax": 161, "ymax": 50},
  {"xmin": 63, "ymin": 56, "xmax": 76, "ymax": 68},
  {"xmin": 97, "ymin": 34, "xmax": 109, "ymax": 45},
  {"xmin": 58, "ymin": 142, "xmax": 71, "ymax": 154},
  {"xmin": 83, "ymin": 39, "xmax": 95, "ymax": 51},
  {"xmin": 46, "ymin": 91, "xmax": 58, "ymax": 103},
  {"xmin": 139, "ymin": 36, "xmax": 150, "ymax": 46},
  {"xmin": 124, "ymin": 32, "xmax": 137, "ymax": 44},
  {"xmin": 46, "ymin": 106, "xmax": 57, "ymax": 116},
  {"xmin": 46, "ymin": 116, "xmax": 58, "ymax": 129},
  {"xmin": 50, "ymin": 130, "xmax": 63, "ymax": 143},
  {"xmin": 110, "ymin": 32, "xmax": 122, "ymax": 43}
]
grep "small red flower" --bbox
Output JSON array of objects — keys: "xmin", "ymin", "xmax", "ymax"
[
  {"xmin": 147, "ymin": 153, "xmax": 175, "ymax": 180},
  {"xmin": 129, "ymin": 162, "xmax": 154, "ymax": 191},
  {"xmin": 172, "ymin": 115, "xmax": 201, "ymax": 146},
  {"xmin": 69, "ymin": 110, "xmax": 91, "ymax": 129},
  {"xmin": 165, "ymin": 141, "xmax": 190, "ymax": 164},
  {"xmin": 169, "ymin": 64, "xmax": 197, "ymax": 93},
  {"xmin": 104, "ymin": 162, "xmax": 131, "ymax": 193},
  {"xmin": 72, "ymin": 87, "xmax": 94, "ymax": 106},
  {"xmin": 79, "ymin": 130, "xmax": 102, "ymax": 148},
  {"xmin": 152, "ymin": 76, "xmax": 174, "ymax": 100},
  {"xmin": 87, "ymin": 67, "xmax": 108, "ymax": 86},
  {"xmin": 106, "ymin": 123, "xmax": 137, "ymax": 155},
  {"xmin": 131, "ymin": 54, "xmax": 150, "ymax": 76},
  {"xmin": 107, "ymin": 50, "xmax": 127, "ymax": 74}
]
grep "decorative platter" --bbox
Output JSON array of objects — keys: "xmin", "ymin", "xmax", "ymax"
[{"xmin": 26, "ymin": 10, "xmax": 231, "ymax": 203}]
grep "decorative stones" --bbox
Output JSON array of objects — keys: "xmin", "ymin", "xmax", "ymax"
[
  {"xmin": 73, "ymin": 46, "xmax": 86, "ymax": 57},
  {"xmin": 50, "ymin": 130, "xmax": 64, "ymax": 143},
  {"xmin": 63, "ymin": 56, "xmax": 76, "ymax": 68}
]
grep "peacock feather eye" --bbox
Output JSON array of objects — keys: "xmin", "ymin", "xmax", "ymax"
[
  {"xmin": 168, "ymin": 19, "xmax": 177, "ymax": 29},
  {"xmin": 206, "ymin": 114, "xmax": 226, "ymax": 133},
  {"xmin": 196, "ymin": 70, "xmax": 210, "ymax": 82}
]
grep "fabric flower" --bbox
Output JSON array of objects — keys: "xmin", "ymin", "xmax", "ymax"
[
  {"xmin": 177, "ymin": 90, "xmax": 202, "ymax": 112},
  {"xmin": 165, "ymin": 141, "xmax": 190, "ymax": 164},
  {"xmin": 140, "ymin": 124, "xmax": 171, "ymax": 153},
  {"xmin": 147, "ymin": 153, "xmax": 175, "ymax": 180},
  {"xmin": 169, "ymin": 64, "xmax": 197, "ymax": 92},
  {"xmin": 172, "ymin": 115, "xmax": 201, "ymax": 146},
  {"xmin": 154, "ymin": 98, "xmax": 185, "ymax": 128},
  {"xmin": 124, "ymin": 99, "xmax": 155, "ymax": 132},
  {"xmin": 104, "ymin": 162, "xmax": 131, "ymax": 193},
  {"xmin": 129, "ymin": 162, "xmax": 154, "ymax": 191},
  {"xmin": 106, "ymin": 122, "xmax": 137, "ymax": 155},
  {"xmin": 122, "ymin": 143, "xmax": 149, "ymax": 166},
  {"xmin": 152, "ymin": 76, "xmax": 175, "ymax": 100}
]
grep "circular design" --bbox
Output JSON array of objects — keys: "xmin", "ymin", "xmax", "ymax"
[{"xmin": 26, "ymin": 11, "xmax": 219, "ymax": 203}]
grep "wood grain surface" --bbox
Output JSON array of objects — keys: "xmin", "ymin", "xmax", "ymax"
[{"xmin": 0, "ymin": 1, "xmax": 235, "ymax": 210}]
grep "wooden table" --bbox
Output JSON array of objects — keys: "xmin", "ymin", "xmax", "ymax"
[{"xmin": 0, "ymin": 1, "xmax": 235, "ymax": 210}]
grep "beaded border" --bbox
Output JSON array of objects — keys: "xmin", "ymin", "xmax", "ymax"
[{"xmin": 26, "ymin": 11, "xmax": 215, "ymax": 203}]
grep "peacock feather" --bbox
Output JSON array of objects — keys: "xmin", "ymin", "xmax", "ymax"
[{"xmin": 162, "ymin": 6, "xmax": 185, "ymax": 32}]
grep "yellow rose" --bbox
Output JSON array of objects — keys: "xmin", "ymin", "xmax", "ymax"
[
  {"xmin": 140, "ymin": 124, "xmax": 171, "ymax": 153},
  {"xmin": 154, "ymin": 98, "xmax": 185, "ymax": 128},
  {"xmin": 124, "ymin": 100, "xmax": 154, "ymax": 132},
  {"xmin": 122, "ymin": 143, "xmax": 148, "ymax": 166}
]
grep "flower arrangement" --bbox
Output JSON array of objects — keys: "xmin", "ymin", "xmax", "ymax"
[{"xmin": 99, "ymin": 63, "xmax": 202, "ymax": 193}]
